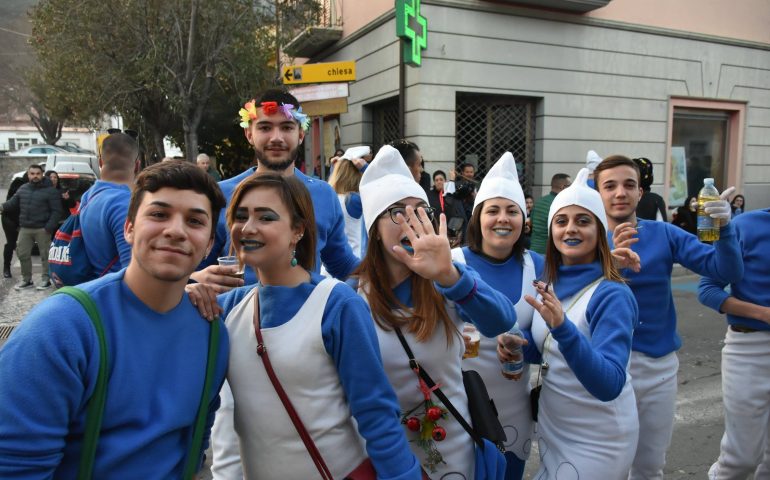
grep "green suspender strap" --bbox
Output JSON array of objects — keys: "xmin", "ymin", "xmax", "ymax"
[
  {"xmin": 54, "ymin": 287, "xmax": 108, "ymax": 480},
  {"xmin": 182, "ymin": 318, "xmax": 221, "ymax": 480},
  {"xmin": 55, "ymin": 287, "xmax": 221, "ymax": 480}
]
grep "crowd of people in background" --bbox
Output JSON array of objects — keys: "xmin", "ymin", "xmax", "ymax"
[{"xmin": 0, "ymin": 87, "xmax": 767, "ymax": 480}]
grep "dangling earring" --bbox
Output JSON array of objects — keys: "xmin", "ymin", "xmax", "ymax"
[{"xmin": 290, "ymin": 249, "xmax": 298, "ymax": 267}]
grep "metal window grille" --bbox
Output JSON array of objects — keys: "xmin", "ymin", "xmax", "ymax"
[
  {"xmin": 456, "ymin": 93, "xmax": 537, "ymax": 194},
  {"xmin": 370, "ymin": 97, "xmax": 401, "ymax": 154}
]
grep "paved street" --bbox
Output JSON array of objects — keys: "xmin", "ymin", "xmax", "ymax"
[{"xmin": 0, "ymin": 193, "xmax": 737, "ymax": 476}]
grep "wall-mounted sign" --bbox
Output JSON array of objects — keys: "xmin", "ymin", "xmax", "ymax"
[
  {"xmin": 281, "ymin": 61, "xmax": 356, "ymax": 85},
  {"xmin": 396, "ymin": 0, "xmax": 427, "ymax": 67},
  {"xmin": 289, "ymin": 83, "xmax": 349, "ymax": 102}
]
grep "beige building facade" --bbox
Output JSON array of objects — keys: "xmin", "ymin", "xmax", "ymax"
[{"xmin": 290, "ymin": 0, "xmax": 770, "ymax": 209}]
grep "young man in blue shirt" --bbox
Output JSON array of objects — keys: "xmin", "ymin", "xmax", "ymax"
[
  {"xmin": 699, "ymin": 207, "xmax": 770, "ymax": 479},
  {"xmin": 78, "ymin": 132, "xmax": 141, "ymax": 280},
  {"xmin": 190, "ymin": 89, "xmax": 359, "ymax": 290},
  {"xmin": 594, "ymin": 155, "xmax": 742, "ymax": 480},
  {"xmin": 0, "ymin": 162, "xmax": 229, "ymax": 478}
]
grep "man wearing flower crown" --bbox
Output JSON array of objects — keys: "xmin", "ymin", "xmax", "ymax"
[
  {"xmin": 191, "ymin": 89, "xmax": 363, "ymax": 479},
  {"xmin": 190, "ymin": 89, "xmax": 360, "ymax": 291}
]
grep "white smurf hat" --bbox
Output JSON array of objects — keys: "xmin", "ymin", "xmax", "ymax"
[
  {"xmin": 585, "ymin": 150, "xmax": 602, "ymax": 173},
  {"xmin": 360, "ymin": 145, "xmax": 429, "ymax": 232},
  {"xmin": 548, "ymin": 167, "xmax": 608, "ymax": 233},
  {"xmin": 473, "ymin": 152, "xmax": 527, "ymax": 220},
  {"xmin": 341, "ymin": 145, "xmax": 371, "ymax": 161}
]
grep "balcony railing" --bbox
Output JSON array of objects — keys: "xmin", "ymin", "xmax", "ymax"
[{"xmin": 283, "ymin": 0, "xmax": 343, "ymax": 58}]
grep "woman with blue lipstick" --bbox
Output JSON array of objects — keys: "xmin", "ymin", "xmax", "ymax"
[
  {"xmin": 354, "ymin": 145, "xmax": 514, "ymax": 478},
  {"xmin": 451, "ymin": 152, "xmax": 543, "ymax": 480},
  {"xmin": 209, "ymin": 173, "xmax": 421, "ymax": 479},
  {"xmin": 499, "ymin": 168, "xmax": 640, "ymax": 478}
]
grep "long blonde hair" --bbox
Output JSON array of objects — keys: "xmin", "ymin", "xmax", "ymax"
[{"xmin": 329, "ymin": 160, "xmax": 361, "ymax": 195}]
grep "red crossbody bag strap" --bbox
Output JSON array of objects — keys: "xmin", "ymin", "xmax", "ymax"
[{"xmin": 252, "ymin": 292, "xmax": 334, "ymax": 480}]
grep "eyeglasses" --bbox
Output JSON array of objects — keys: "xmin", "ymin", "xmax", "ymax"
[
  {"xmin": 381, "ymin": 205, "xmax": 436, "ymax": 225},
  {"xmin": 107, "ymin": 128, "xmax": 139, "ymax": 140}
]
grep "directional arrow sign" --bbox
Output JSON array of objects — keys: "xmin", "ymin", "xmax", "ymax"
[{"xmin": 281, "ymin": 61, "xmax": 356, "ymax": 85}]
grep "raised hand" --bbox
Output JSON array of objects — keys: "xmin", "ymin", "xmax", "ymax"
[
  {"xmin": 704, "ymin": 186, "xmax": 736, "ymax": 226},
  {"xmin": 390, "ymin": 206, "xmax": 460, "ymax": 287},
  {"xmin": 612, "ymin": 247, "xmax": 641, "ymax": 272},
  {"xmin": 612, "ymin": 222, "xmax": 640, "ymax": 249},
  {"xmin": 525, "ymin": 281, "xmax": 565, "ymax": 329}
]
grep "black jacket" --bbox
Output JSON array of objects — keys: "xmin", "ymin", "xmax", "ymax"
[{"xmin": 2, "ymin": 181, "xmax": 62, "ymax": 232}]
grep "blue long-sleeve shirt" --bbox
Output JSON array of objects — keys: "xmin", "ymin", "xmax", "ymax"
[
  {"xmin": 609, "ymin": 219, "xmax": 743, "ymax": 357},
  {"xmin": 218, "ymin": 273, "xmax": 421, "ymax": 479},
  {"xmin": 458, "ymin": 247, "xmax": 544, "ymax": 306},
  {"xmin": 521, "ymin": 262, "xmax": 638, "ymax": 401},
  {"xmin": 389, "ymin": 262, "xmax": 517, "ymax": 337},
  {"xmin": 202, "ymin": 167, "xmax": 360, "ymax": 283},
  {"xmin": 0, "ymin": 270, "xmax": 229, "ymax": 478},
  {"xmin": 79, "ymin": 181, "xmax": 132, "ymax": 276},
  {"xmin": 698, "ymin": 208, "xmax": 770, "ymax": 331}
]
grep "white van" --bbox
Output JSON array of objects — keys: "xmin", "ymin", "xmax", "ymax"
[{"xmin": 45, "ymin": 153, "xmax": 100, "ymax": 179}]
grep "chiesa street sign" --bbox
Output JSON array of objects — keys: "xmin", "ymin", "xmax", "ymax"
[{"xmin": 396, "ymin": 0, "xmax": 427, "ymax": 66}]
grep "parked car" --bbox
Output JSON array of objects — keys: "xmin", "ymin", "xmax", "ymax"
[
  {"xmin": 51, "ymin": 162, "xmax": 98, "ymax": 203},
  {"xmin": 8, "ymin": 144, "xmax": 69, "ymax": 156},
  {"xmin": 46, "ymin": 153, "xmax": 100, "ymax": 179},
  {"xmin": 61, "ymin": 143, "xmax": 96, "ymax": 154}
]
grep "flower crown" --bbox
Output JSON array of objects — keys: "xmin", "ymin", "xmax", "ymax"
[{"xmin": 238, "ymin": 100, "xmax": 310, "ymax": 131}]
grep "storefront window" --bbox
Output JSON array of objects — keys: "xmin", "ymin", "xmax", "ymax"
[{"xmin": 669, "ymin": 109, "xmax": 729, "ymax": 207}]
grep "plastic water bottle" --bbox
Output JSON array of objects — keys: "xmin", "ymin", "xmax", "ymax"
[
  {"xmin": 697, "ymin": 178, "xmax": 720, "ymax": 242},
  {"xmin": 501, "ymin": 323, "xmax": 524, "ymax": 380}
]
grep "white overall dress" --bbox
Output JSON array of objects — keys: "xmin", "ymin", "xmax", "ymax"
[
  {"xmin": 530, "ymin": 281, "xmax": 639, "ymax": 480},
  {"xmin": 226, "ymin": 279, "xmax": 367, "ymax": 479},
  {"xmin": 360, "ymin": 288, "xmax": 475, "ymax": 479},
  {"xmin": 338, "ymin": 193, "xmax": 363, "ymax": 258},
  {"xmin": 453, "ymin": 248, "xmax": 537, "ymax": 461}
]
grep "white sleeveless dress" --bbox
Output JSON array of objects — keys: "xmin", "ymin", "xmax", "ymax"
[
  {"xmin": 226, "ymin": 278, "xmax": 367, "ymax": 479},
  {"xmin": 453, "ymin": 248, "xmax": 537, "ymax": 461},
  {"xmin": 530, "ymin": 282, "xmax": 639, "ymax": 479}
]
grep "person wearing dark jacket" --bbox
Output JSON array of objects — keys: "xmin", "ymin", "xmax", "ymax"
[
  {"xmin": 633, "ymin": 157, "xmax": 668, "ymax": 222},
  {"xmin": 0, "ymin": 164, "xmax": 61, "ymax": 289},
  {"xmin": 1, "ymin": 174, "xmax": 27, "ymax": 278}
]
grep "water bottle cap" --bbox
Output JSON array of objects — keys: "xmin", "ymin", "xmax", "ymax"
[{"xmin": 704, "ymin": 178, "xmax": 714, "ymax": 185}]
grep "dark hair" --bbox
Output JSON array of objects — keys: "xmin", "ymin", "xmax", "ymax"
[
  {"xmin": 101, "ymin": 133, "xmax": 139, "ymax": 171},
  {"xmin": 593, "ymin": 155, "xmax": 641, "ymax": 187},
  {"xmin": 44, "ymin": 170, "xmax": 58, "ymax": 178},
  {"xmin": 226, "ymin": 173, "xmax": 316, "ymax": 271},
  {"xmin": 256, "ymin": 88, "xmax": 300, "ymax": 110},
  {"xmin": 127, "ymin": 161, "xmax": 226, "ymax": 239},
  {"xmin": 27, "ymin": 164, "xmax": 44, "ymax": 173},
  {"xmin": 433, "ymin": 170, "xmax": 446, "ymax": 181},
  {"xmin": 389, "ymin": 139, "xmax": 421, "ymax": 168},
  {"xmin": 550, "ymin": 173, "xmax": 571, "ymax": 189},
  {"xmin": 466, "ymin": 200, "xmax": 527, "ymax": 261},
  {"xmin": 731, "ymin": 194, "xmax": 746, "ymax": 211},
  {"xmin": 632, "ymin": 157, "xmax": 654, "ymax": 191}
]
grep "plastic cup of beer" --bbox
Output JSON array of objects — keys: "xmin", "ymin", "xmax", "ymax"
[
  {"xmin": 462, "ymin": 323, "xmax": 481, "ymax": 359},
  {"xmin": 217, "ymin": 256, "xmax": 243, "ymax": 279}
]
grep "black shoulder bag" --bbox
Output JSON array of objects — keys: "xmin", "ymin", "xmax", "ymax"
[{"xmin": 394, "ymin": 327, "xmax": 506, "ymax": 452}]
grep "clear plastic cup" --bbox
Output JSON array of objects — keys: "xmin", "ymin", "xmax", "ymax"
[
  {"xmin": 462, "ymin": 323, "xmax": 481, "ymax": 359},
  {"xmin": 217, "ymin": 256, "xmax": 243, "ymax": 279}
]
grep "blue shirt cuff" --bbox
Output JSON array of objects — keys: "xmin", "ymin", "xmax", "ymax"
[{"xmin": 434, "ymin": 262, "xmax": 476, "ymax": 304}]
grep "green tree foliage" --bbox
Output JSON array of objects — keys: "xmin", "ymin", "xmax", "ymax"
[{"xmin": 29, "ymin": 0, "xmax": 284, "ymax": 166}]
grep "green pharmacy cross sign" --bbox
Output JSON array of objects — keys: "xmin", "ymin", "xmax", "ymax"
[{"xmin": 396, "ymin": 0, "xmax": 427, "ymax": 67}]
